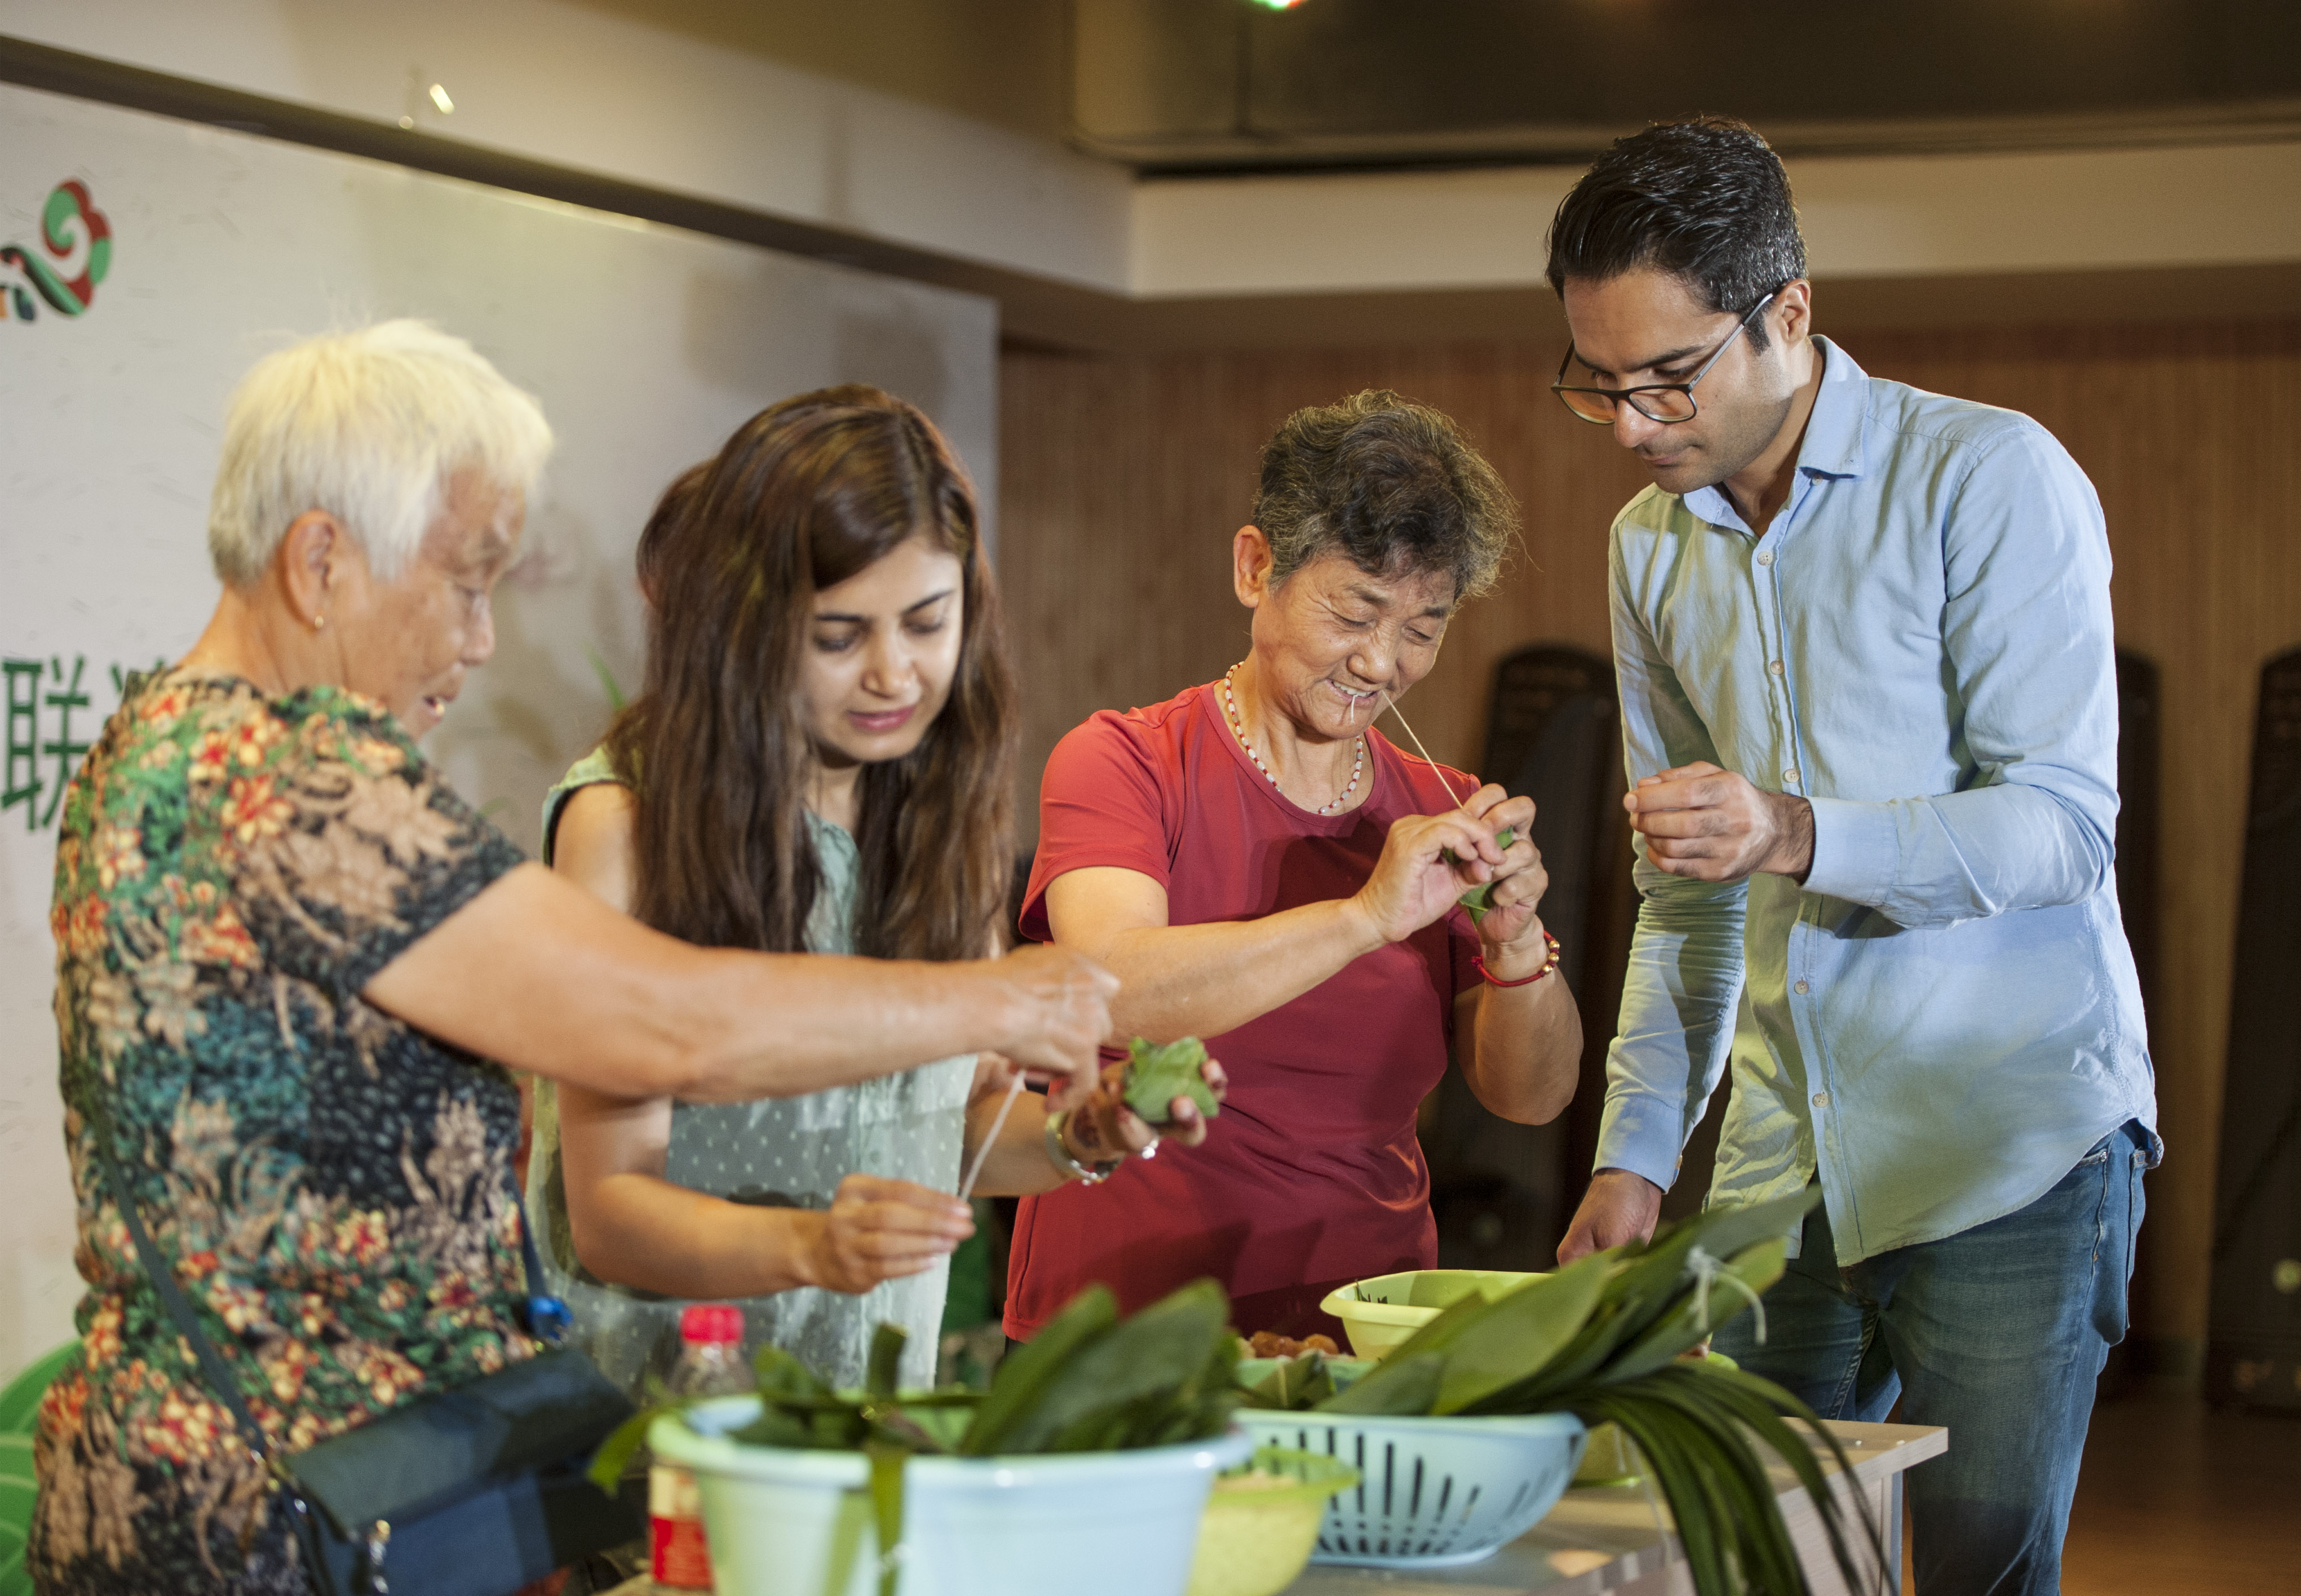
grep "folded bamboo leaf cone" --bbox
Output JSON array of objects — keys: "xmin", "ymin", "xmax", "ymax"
[{"xmin": 1187, "ymin": 1449, "xmax": 1361, "ymax": 1596}]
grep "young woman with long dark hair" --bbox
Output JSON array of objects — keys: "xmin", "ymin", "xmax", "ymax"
[{"xmin": 528, "ymin": 387, "xmax": 1219, "ymax": 1394}]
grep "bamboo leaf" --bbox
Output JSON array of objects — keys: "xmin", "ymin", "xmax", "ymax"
[
  {"xmin": 586, "ymin": 1402, "xmax": 667, "ymax": 1493},
  {"xmin": 1692, "ymin": 1366, "xmax": 1885, "ymax": 1595},
  {"xmin": 867, "ymin": 1324, "xmax": 905, "ymax": 1400},
  {"xmin": 1513, "ymin": 1190, "xmax": 1819, "ymax": 1406},
  {"xmin": 1317, "ymin": 1351, "xmax": 1445, "ymax": 1415},
  {"xmin": 979, "ymin": 1280, "xmax": 1228, "ymax": 1455},
  {"xmin": 959, "ymin": 1284, "xmax": 1117, "ymax": 1456},
  {"xmin": 755, "ymin": 1343, "xmax": 837, "ymax": 1403},
  {"xmin": 1600, "ymin": 1238, "xmax": 1787, "ymax": 1385},
  {"xmin": 1239, "ymin": 1350, "xmax": 1333, "ymax": 1411},
  {"xmin": 1457, "ymin": 827, "xmax": 1515, "ymax": 923},
  {"xmin": 1423, "ymin": 1250, "xmax": 1615, "ymax": 1414},
  {"xmin": 1321, "ymin": 1251, "xmax": 1612, "ymax": 1415},
  {"xmin": 863, "ymin": 1437, "xmax": 908, "ymax": 1596},
  {"xmin": 1122, "ymin": 1038, "xmax": 1221, "ymax": 1123}
]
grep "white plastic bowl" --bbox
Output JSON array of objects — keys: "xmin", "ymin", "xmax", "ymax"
[
  {"xmin": 651, "ymin": 1397, "xmax": 1254, "ymax": 1596},
  {"xmin": 1236, "ymin": 1407, "xmax": 1585, "ymax": 1568}
]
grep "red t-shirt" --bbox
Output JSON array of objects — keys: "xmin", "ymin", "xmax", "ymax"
[{"xmin": 1006, "ymin": 681, "xmax": 1482, "ymax": 1340}]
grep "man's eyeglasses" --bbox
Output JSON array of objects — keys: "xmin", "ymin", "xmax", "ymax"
[{"xmin": 1551, "ymin": 289, "xmax": 1780, "ymax": 425}]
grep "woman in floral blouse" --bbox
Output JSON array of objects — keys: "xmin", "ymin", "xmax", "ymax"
[{"xmin": 28, "ymin": 321, "xmax": 1116, "ymax": 1596}]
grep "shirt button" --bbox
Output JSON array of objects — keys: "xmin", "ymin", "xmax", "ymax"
[
  {"xmin": 1769, "ymin": 659, "xmax": 1785, "ymax": 676},
  {"xmin": 1812, "ymin": 1092, "xmax": 1830, "ymax": 1109},
  {"xmin": 1755, "ymin": 551, "xmax": 1775, "ymax": 566},
  {"xmin": 1783, "ymin": 766, "xmax": 1801, "ymax": 786},
  {"xmin": 1794, "ymin": 979, "xmax": 1810, "ymax": 994}
]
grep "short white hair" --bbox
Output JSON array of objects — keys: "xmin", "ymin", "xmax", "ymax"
[{"xmin": 207, "ymin": 320, "xmax": 554, "ymax": 585}]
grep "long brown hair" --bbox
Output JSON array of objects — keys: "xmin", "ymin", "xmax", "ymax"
[{"xmin": 607, "ymin": 387, "xmax": 1016, "ymax": 963}]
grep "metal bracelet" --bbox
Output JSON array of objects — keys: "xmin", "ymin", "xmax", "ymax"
[{"xmin": 1044, "ymin": 1110, "xmax": 1122, "ymax": 1185}]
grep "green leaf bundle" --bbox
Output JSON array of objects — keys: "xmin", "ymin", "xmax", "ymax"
[
  {"xmin": 592, "ymin": 1281, "xmax": 1242, "ymax": 1596},
  {"xmin": 1457, "ymin": 827, "xmax": 1514, "ymax": 923},
  {"xmin": 1122, "ymin": 1037, "xmax": 1221, "ymax": 1124},
  {"xmin": 1232, "ymin": 1192, "xmax": 1886, "ymax": 1596}
]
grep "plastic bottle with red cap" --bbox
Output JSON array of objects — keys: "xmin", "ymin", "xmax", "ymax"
[{"xmin": 649, "ymin": 1303, "xmax": 752, "ymax": 1593}]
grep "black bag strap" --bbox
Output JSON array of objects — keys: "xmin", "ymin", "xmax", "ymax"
[{"xmin": 77, "ymin": 1087, "xmax": 572, "ymax": 1592}]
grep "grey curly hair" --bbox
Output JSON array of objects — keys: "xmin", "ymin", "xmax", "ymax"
[{"xmin": 1251, "ymin": 391, "xmax": 1516, "ymax": 604}]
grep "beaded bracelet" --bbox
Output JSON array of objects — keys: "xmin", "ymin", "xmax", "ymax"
[{"xmin": 1472, "ymin": 929, "xmax": 1563, "ymax": 988}]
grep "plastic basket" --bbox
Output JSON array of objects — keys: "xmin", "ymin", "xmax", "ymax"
[
  {"xmin": 653, "ymin": 1397, "xmax": 1253, "ymax": 1596},
  {"xmin": 1236, "ymin": 1408, "xmax": 1585, "ymax": 1568}
]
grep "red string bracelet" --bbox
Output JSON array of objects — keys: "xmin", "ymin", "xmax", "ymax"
[{"xmin": 1472, "ymin": 930, "xmax": 1563, "ymax": 988}]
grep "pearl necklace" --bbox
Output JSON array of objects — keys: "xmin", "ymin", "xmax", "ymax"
[{"xmin": 1221, "ymin": 665, "xmax": 1364, "ymax": 815}]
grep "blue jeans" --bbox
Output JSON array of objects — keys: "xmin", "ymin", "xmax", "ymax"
[{"xmin": 1711, "ymin": 1121, "xmax": 2149, "ymax": 1596}]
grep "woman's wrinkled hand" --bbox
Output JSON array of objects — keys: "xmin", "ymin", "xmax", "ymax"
[
  {"xmin": 800, "ymin": 1173, "xmax": 975, "ymax": 1296},
  {"xmin": 1352, "ymin": 785, "xmax": 1542, "ymax": 945},
  {"xmin": 1464, "ymin": 790, "xmax": 1551, "ymax": 965},
  {"xmin": 980, "ymin": 943, "xmax": 1119, "ymax": 1110},
  {"xmin": 1066, "ymin": 1053, "xmax": 1228, "ymax": 1165}
]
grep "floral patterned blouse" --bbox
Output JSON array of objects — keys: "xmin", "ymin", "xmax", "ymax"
[{"xmin": 30, "ymin": 670, "xmax": 529, "ymax": 1596}]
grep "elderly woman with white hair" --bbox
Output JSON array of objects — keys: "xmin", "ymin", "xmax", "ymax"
[{"xmin": 28, "ymin": 321, "xmax": 1114, "ymax": 1596}]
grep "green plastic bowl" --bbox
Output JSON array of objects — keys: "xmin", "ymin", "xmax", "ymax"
[
  {"xmin": 1187, "ymin": 1448, "xmax": 1362, "ymax": 1596},
  {"xmin": 1318, "ymin": 1269, "xmax": 1539, "ymax": 1359}
]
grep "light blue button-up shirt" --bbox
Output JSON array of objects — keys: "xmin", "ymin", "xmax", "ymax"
[{"xmin": 1596, "ymin": 336, "xmax": 2159, "ymax": 1264}]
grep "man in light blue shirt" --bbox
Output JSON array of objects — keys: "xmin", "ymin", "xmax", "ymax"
[{"xmin": 1547, "ymin": 117, "xmax": 2158, "ymax": 1595}]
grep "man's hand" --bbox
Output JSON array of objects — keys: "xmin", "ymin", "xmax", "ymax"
[
  {"xmin": 1558, "ymin": 1168, "xmax": 1666, "ymax": 1264},
  {"xmin": 1626, "ymin": 761, "xmax": 1813, "ymax": 883}
]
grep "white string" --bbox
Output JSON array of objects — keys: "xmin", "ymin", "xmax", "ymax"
[
  {"xmin": 956, "ymin": 1070, "xmax": 1026, "ymax": 1202},
  {"xmin": 1377, "ymin": 691, "xmax": 1468, "ymax": 812},
  {"xmin": 1686, "ymin": 1245, "xmax": 1769, "ymax": 1345}
]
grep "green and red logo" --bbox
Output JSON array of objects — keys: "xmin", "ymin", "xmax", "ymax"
[{"xmin": 2, "ymin": 180, "xmax": 111, "ymax": 322}]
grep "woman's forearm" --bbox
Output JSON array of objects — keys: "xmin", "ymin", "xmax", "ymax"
[
  {"xmin": 966, "ymin": 1093, "xmax": 1073, "ymax": 1197},
  {"xmin": 571, "ymin": 1170, "xmax": 824, "ymax": 1299},
  {"xmin": 1077, "ymin": 898, "xmax": 1385, "ymax": 1043},
  {"xmin": 1461, "ymin": 951, "xmax": 1582, "ymax": 1124},
  {"xmin": 366, "ymin": 865, "xmax": 1106, "ymax": 1105}
]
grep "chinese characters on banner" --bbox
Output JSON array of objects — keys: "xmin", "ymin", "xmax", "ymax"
[{"xmin": 2, "ymin": 655, "xmax": 165, "ymax": 831}]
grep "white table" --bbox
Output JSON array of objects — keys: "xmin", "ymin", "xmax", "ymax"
[{"xmin": 1281, "ymin": 1421, "xmax": 1945, "ymax": 1596}]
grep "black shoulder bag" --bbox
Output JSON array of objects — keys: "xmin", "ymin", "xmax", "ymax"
[{"xmin": 84, "ymin": 1096, "xmax": 641, "ymax": 1595}]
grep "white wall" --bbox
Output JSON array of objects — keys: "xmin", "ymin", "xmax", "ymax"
[
  {"xmin": 0, "ymin": 78, "xmax": 997, "ymax": 1384},
  {"xmin": 1, "ymin": 0, "xmax": 1134, "ymax": 292}
]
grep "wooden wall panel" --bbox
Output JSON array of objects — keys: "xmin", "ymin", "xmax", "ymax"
[{"xmin": 995, "ymin": 321, "xmax": 2301, "ymax": 1353}]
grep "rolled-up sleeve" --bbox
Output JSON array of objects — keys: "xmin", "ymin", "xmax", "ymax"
[{"xmin": 1800, "ymin": 424, "xmax": 2120, "ymax": 927}]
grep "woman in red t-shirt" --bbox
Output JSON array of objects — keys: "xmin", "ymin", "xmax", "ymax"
[{"xmin": 1008, "ymin": 391, "xmax": 1584, "ymax": 1340}]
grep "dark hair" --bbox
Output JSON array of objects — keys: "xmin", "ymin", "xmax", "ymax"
[
  {"xmin": 607, "ymin": 386, "xmax": 1016, "ymax": 963},
  {"xmin": 1252, "ymin": 390, "xmax": 1516, "ymax": 604},
  {"xmin": 1545, "ymin": 115, "xmax": 1806, "ymax": 350},
  {"xmin": 634, "ymin": 462, "xmax": 706, "ymax": 607}
]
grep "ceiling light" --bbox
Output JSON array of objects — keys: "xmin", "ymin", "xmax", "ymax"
[{"xmin": 428, "ymin": 83, "xmax": 454, "ymax": 114}]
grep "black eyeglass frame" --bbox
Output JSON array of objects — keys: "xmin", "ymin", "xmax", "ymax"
[{"xmin": 1551, "ymin": 288, "xmax": 1782, "ymax": 425}]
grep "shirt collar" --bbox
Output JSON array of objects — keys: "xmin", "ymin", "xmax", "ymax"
[
  {"xmin": 1795, "ymin": 336, "xmax": 1868, "ymax": 482},
  {"xmin": 1682, "ymin": 335, "xmax": 1869, "ymax": 531}
]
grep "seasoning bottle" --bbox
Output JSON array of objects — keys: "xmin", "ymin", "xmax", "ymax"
[{"xmin": 650, "ymin": 1303, "xmax": 751, "ymax": 1594}]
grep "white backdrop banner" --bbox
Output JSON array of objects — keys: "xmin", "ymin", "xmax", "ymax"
[{"xmin": 0, "ymin": 79, "xmax": 998, "ymax": 1382}]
